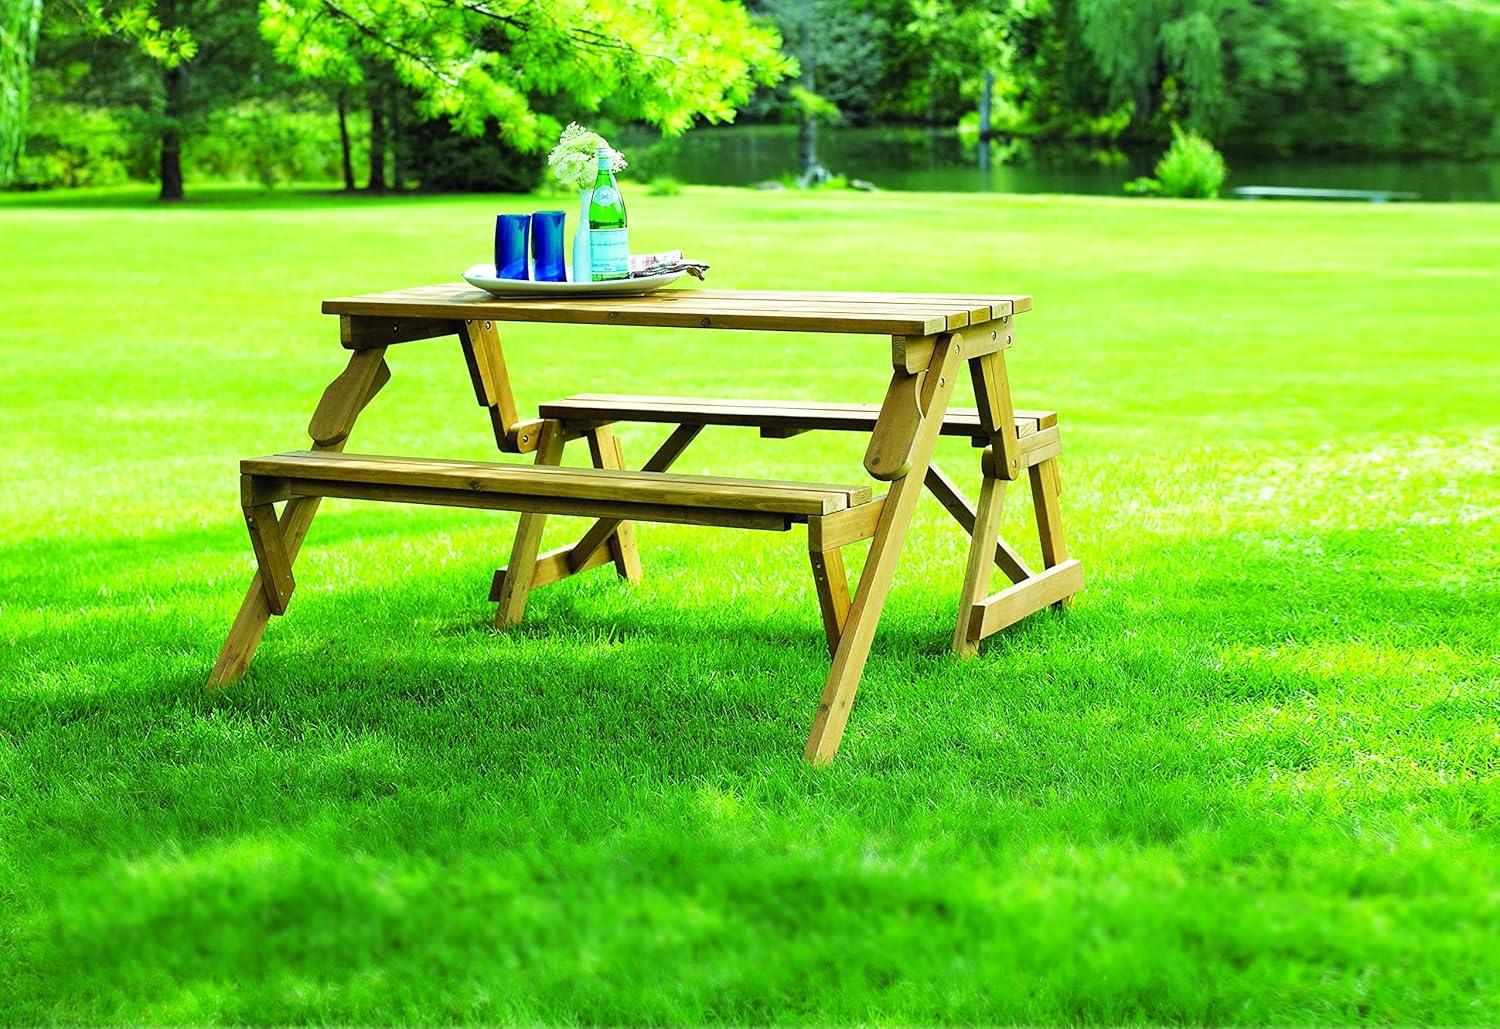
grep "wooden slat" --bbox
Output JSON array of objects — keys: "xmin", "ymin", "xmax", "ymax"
[
  {"xmin": 323, "ymin": 285, "xmax": 1034, "ymax": 337},
  {"xmin": 241, "ymin": 499, "xmax": 294, "ymax": 615},
  {"xmin": 970, "ymin": 559, "xmax": 1083, "ymax": 639},
  {"xmin": 893, "ymin": 317, "xmax": 1011, "ymax": 373},
  {"xmin": 806, "ymin": 498, "xmax": 885, "ymax": 551},
  {"xmin": 490, "ymin": 543, "xmax": 613, "ymax": 601},
  {"xmin": 808, "ymin": 546, "xmax": 852, "ymax": 657},
  {"xmin": 306, "ymin": 348, "xmax": 389, "ymax": 446},
  {"xmin": 971, "ymin": 349, "xmax": 1021, "ymax": 481},
  {"xmin": 243, "ymin": 451, "xmax": 871, "ymax": 517},
  {"xmin": 282, "ymin": 479, "xmax": 795, "ymax": 531},
  {"xmin": 341, "ymin": 315, "xmax": 461, "ymax": 349},
  {"xmin": 666, "ymin": 289, "xmax": 1031, "ymax": 315},
  {"xmin": 1030, "ymin": 457, "xmax": 1070, "ymax": 569},
  {"xmin": 540, "ymin": 393, "xmax": 1050, "ymax": 440}
]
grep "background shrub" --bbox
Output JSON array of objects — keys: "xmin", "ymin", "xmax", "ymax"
[
  {"xmin": 1155, "ymin": 126, "xmax": 1228, "ymax": 198},
  {"xmin": 1127, "ymin": 125, "xmax": 1228, "ymax": 198}
]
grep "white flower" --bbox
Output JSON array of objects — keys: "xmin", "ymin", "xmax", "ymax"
[{"xmin": 547, "ymin": 122, "xmax": 628, "ymax": 190}]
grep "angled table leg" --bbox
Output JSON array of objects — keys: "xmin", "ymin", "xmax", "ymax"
[
  {"xmin": 493, "ymin": 420, "xmax": 567, "ymax": 628},
  {"xmin": 805, "ymin": 333, "xmax": 964, "ymax": 764},
  {"xmin": 951, "ymin": 450, "xmax": 1008, "ymax": 656},
  {"xmin": 586, "ymin": 425, "xmax": 642, "ymax": 582},
  {"xmin": 208, "ymin": 347, "xmax": 390, "ymax": 687}
]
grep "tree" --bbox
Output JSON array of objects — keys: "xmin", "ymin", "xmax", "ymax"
[
  {"xmin": 1, "ymin": 0, "xmax": 43, "ymax": 185},
  {"xmin": 746, "ymin": 0, "xmax": 883, "ymax": 181},
  {"xmin": 259, "ymin": 0, "xmax": 794, "ymax": 161},
  {"xmin": 50, "ymin": 0, "xmax": 287, "ymax": 199}
]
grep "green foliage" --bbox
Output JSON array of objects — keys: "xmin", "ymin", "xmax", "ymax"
[
  {"xmin": 259, "ymin": 0, "xmax": 794, "ymax": 151},
  {"xmin": 1215, "ymin": 0, "xmax": 1500, "ymax": 157},
  {"xmin": 1127, "ymin": 124, "xmax": 1227, "ymax": 197},
  {"xmin": 14, "ymin": 100, "xmax": 138, "ymax": 188},
  {"xmin": 189, "ymin": 101, "xmax": 355, "ymax": 187},
  {"xmin": 401, "ymin": 117, "xmax": 544, "ymax": 193},
  {"xmin": 1156, "ymin": 123, "xmax": 1227, "ymax": 197},
  {"xmin": 645, "ymin": 176, "xmax": 683, "ymax": 196},
  {"xmin": 1, "ymin": 0, "xmax": 43, "ymax": 184},
  {"xmin": 745, "ymin": 0, "xmax": 884, "ymax": 124}
]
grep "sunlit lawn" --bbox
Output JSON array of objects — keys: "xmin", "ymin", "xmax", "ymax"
[{"xmin": 1, "ymin": 183, "xmax": 1496, "ymax": 1022}]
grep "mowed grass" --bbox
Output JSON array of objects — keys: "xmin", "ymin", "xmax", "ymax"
[{"xmin": 1, "ymin": 183, "xmax": 1497, "ymax": 1023}]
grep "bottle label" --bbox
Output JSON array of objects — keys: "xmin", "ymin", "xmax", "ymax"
[
  {"xmin": 590, "ymin": 228, "xmax": 629, "ymax": 281},
  {"xmin": 593, "ymin": 185, "xmax": 619, "ymax": 206}
]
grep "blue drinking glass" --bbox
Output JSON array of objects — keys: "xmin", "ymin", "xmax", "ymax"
[
  {"xmin": 495, "ymin": 213, "xmax": 530, "ymax": 280},
  {"xmin": 531, "ymin": 210, "xmax": 567, "ymax": 282}
]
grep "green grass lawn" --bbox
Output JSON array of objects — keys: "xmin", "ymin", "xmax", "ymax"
[{"xmin": 1, "ymin": 183, "xmax": 1497, "ymax": 1023}]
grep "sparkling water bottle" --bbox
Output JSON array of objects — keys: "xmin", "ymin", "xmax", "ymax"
[{"xmin": 587, "ymin": 147, "xmax": 629, "ymax": 282}]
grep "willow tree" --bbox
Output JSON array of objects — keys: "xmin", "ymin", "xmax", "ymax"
[
  {"xmin": 1, "ymin": 0, "xmax": 43, "ymax": 185},
  {"xmin": 259, "ymin": 0, "xmax": 794, "ymax": 158}
]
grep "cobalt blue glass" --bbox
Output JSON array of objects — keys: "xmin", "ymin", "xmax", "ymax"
[
  {"xmin": 495, "ymin": 213, "xmax": 530, "ymax": 280},
  {"xmin": 531, "ymin": 210, "xmax": 567, "ymax": 282}
]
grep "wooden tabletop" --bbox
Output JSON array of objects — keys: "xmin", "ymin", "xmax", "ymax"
[{"xmin": 323, "ymin": 283, "xmax": 1032, "ymax": 336}]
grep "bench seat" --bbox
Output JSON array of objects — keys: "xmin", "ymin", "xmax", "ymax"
[
  {"xmin": 242, "ymin": 451, "xmax": 872, "ymax": 529},
  {"xmin": 539, "ymin": 393, "xmax": 1057, "ymax": 445}
]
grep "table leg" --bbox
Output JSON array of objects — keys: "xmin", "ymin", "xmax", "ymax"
[
  {"xmin": 808, "ymin": 545, "xmax": 852, "ymax": 656},
  {"xmin": 805, "ymin": 334, "xmax": 963, "ymax": 764},
  {"xmin": 950, "ymin": 451, "xmax": 1008, "ymax": 656},
  {"xmin": 494, "ymin": 420, "xmax": 566, "ymax": 628},
  {"xmin": 208, "ymin": 348, "xmax": 390, "ymax": 687},
  {"xmin": 586, "ymin": 425, "xmax": 642, "ymax": 583}
]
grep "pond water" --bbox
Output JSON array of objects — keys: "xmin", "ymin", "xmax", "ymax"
[{"xmin": 622, "ymin": 124, "xmax": 1500, "ymax": 202}]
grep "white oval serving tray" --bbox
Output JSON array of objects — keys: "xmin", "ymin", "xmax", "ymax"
[{"xmin": 462, "ymin": 264, "xmax": 684, "ymax": 298}]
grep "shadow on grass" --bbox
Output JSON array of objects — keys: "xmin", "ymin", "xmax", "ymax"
[{"xmin": 5, "ymin": 520, "xmax": 1496, "ymax": 1022}]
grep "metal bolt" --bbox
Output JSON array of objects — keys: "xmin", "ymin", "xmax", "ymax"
[
  {"xmin": 939, "ymin": 376, "xmax": 946, "ymax": 387},
  {"xmin": 700, "ymin": 317, "xmax": 712, "ymax": 327},
  {"xmin": 484, "ymin": 320, "xmax": 491, "ymax": 329}
]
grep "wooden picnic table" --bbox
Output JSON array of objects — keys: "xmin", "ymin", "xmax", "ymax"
[{"xmin": 210, "ymin": 285, "xmax": 1082, "ymax": 763}]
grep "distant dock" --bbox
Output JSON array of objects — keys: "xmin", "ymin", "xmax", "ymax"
[{"xmin": 1233, "ymin": 185, "xmax": 1421, "ymax": 202}]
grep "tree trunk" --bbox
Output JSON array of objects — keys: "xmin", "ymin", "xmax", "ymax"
[
  {"xmin": 159, "ymin": 63, "xmax": 186, "ymax": 202},
  {"xmin": 367, "ymin": 91, "xmax": 386, "ymax": 192},
  {"xmin": 797, "ymin": 7, "xmax": 819, "ymax": 183},
  {"xmin": 978, "ymin": 69, "xmax": 994, "ymax": 141},
  {"xmin": 389, "ymin": 92, "xmax": 403, "ymax": 190},
  {"xmin": 337, "ymin": 90, "xmax": 355, "ymax": 191}
]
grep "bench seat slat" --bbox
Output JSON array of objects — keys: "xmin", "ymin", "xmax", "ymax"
[
  {"xmin": 243, "ymin": 451, "xmax": 869, "ymax": 517},
  {"xmin": 539, "ymin": 393, "xmax": 1057, "ymax": 438}
]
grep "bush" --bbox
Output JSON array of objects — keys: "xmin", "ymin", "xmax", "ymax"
[
  {"xmin": 190, "ymin": 102, "xmax": 348, "ymax": 187},
  {"xmin": 16, "ymin": 102, "xmax": 145, "ymax": 189},
  {"xmin": 1128, "ymin": 124, "xmax": 1228, "ymax": 198},
  {"xmin": 402, "ymin": 118, "xmax": 543, "ymax": 192}
]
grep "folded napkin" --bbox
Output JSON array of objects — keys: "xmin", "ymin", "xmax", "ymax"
[{"xmin": 629, "ymin": 249, "xmax": 710, "ymax": 280}]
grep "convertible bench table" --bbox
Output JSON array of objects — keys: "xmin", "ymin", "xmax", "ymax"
[{"xmin": 210, "ymin": 285, "xmax": 1083, "ymax": 763}]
